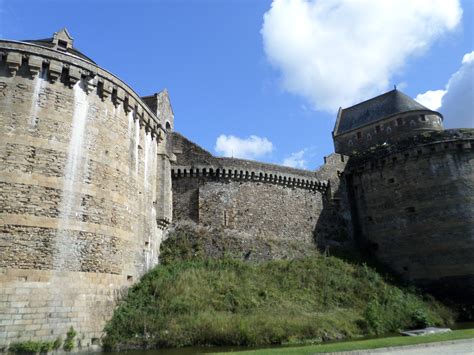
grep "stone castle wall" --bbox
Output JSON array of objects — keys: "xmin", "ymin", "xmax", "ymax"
[
  {"xmin": 171, "ymin": 133, "xmax": 352, "ymax": 257},
  {"xmin": 0, "ymin": 40, "xmax": 171, "ymax": 349},
  {"xmin": 346, "ymin": 129, "xmax": 474, "ymax": 300},
  {"xmin": 1, "ymin": 31, "xmax": 472, "ymax": 352}
]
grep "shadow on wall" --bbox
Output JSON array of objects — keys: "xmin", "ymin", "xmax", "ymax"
[{"xmin": 313, "ymin": 160, "xmax": 355, "ymax": 258}]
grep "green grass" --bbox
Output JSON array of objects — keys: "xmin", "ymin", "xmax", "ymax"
[
  {"xmin": 102, "ymin": 257, "xmax": 454, "ymax": 350},
  {"xmin": 211, "ymin": 329, "xmax": 474, "ymax": 354}
]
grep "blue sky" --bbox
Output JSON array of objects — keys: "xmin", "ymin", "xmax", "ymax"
[{"xmin": 1, "ymin": 0, "xmax": 472, "ymax": 169}]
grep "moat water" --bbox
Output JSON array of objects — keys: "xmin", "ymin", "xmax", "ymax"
[{"xmin": 97, "ymin": 322, "xmax": 474, "ymax": 355}]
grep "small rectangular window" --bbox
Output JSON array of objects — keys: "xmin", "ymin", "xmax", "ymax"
[
  {"xmin": 375, "ymin": 125, "xmax": 381, "ymax": 133},
  {"xmin": 420, "ymin": 115, "xmax": 426, "ymax": 121},
  {"xmin": 357, "ymin": 131, "xmax": 362, "ymax": 139},
  {"xmin": 58, "ymin": 40, "xmax": 68, "ymax": 50},
  {"xmin": 397, "ymin": 117, "xmax": 403, "ymax": 126}
]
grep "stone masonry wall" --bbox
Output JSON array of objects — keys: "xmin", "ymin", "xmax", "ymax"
[
  {"xmin": 171, "ymin": 134, "xmax": 352, "ymax": 257},
  {"xmin": 0, "ymin": 270, "xmax": 128, "ymax": 351},
  {"xmin": 0, "ymin": 41, "xmax": 170, "ymax": 349},
  {"xmin": 347, "ymin": 130, "xmax": 474, "ymax": 301}
]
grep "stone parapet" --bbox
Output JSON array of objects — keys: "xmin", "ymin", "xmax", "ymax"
[
  {"xmin": 0, "ymin": 40, "xmax": 165, "ymax": 140},
  {"xmin": 172, "ymin": 165, "xmax": 327, "ymax": 192}
]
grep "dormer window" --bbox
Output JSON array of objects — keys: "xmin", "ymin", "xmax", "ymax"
[{"xmin": 52, "ymin": 28, "xmax": 73, "ymax": 51}]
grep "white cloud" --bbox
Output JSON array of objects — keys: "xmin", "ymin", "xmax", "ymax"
[
  {"xmin": 215, "ymin": 134, "xmax": 274, "ymax": 160},
  {"xmin": 440, "ymin": 51, "xmax": 474, "ymax": 128},
  {"xmin": 416, "ymin": 51, "xmax": 473, "ymax": 128},
  {"xmin": 462, "ymin": 51, "xmax": 474, "ymax": 64},
  {"xmin": 261, "ymin": 0, "xmax": 462, "ymax": 112},
  {"xmin": 415, "ymin": 90, "xmax": 446, "ymax": 110},
  {"xmin": 282, "ymin": 150, "xmax": 307, "ymax": 169}
]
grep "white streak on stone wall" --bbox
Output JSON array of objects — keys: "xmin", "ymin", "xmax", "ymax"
[
  {"xmin": 29, "ymin": 68, "xmax": 47, "ymax": 128},
  {"xmin": 143, "ymin": 133, "xmax": 159, "ymax": 271},
  {"xmin": 55, "ymin": 78, "xmax": 90, "ymax": 270},
  {"xmin": 128, "ymin": 111, "xmax": 135, "ymax": 170},
  {"xmin": 134, "ymin": 118, "xmax": 140, "ymax": 175}
]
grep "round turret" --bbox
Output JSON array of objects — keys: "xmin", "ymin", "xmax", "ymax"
[
  {"xmin": 0, "ymin": 30, "xmax": 170, "ymax": 349},
  {"xmin": 333, "ymin": 89, "xmax": 444, "ymax": 155}
]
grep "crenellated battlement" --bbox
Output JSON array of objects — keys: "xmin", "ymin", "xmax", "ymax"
[
  {"xmin": 172, "ymin": 165, "xmax": 328, "ymax": 192},
  {"xmin": 0, "ymin": 40, "xmax": 166, "ymax": 140}
]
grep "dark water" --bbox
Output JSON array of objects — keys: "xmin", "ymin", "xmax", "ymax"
[{"xmin": 100, "ymin": 322, "xmax": 474, "ymax": 355}]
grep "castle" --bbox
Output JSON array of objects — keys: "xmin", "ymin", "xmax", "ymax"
[{"xmin": 0, "ymin": 30, "xmax": 472, "ymax": 351}]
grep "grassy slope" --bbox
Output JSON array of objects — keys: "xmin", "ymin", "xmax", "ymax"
[
  {"xmin": 102, "ymin": 257, "xmax": 453, "ymax": 350},
  {"xmin": 210, "ymin": 329, "xmax": 474, "ymax": 354}
]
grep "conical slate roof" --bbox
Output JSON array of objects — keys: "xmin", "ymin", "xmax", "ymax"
[{"xmin": 334, "ymin": 89, "xmax": 440, "ymax": 136}]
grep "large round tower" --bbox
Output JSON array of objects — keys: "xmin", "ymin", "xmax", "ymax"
[
  {"xmin": 0, "ymin": 29, "xmax": 172, "ymax": 349},
  {"xmin": 334, "ymin": 89, "xmax": 474, "ymax": 301}
]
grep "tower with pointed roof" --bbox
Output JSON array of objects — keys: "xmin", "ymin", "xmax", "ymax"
[{"xmin": 332, "ymin": 89, "xmax": 444, "ymax": 155}]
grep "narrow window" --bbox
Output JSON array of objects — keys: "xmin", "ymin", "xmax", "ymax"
[
  {"xmin": 375, "ymin": 125, "xmax": 381, "ymax": 133},
  {"xmin": 420, "ymin": 115, "xmax": 426, "ymax": 121},
  {"xmin": 397, "ymin": 117, "xmax": 403, "ymax": 126},
  {"xmin": 58, "ymin": 40, "xmax": 68, "ymax": 50},
  {"xmin": 357, "ymin": 132, "xmax": 362, "ymax": 139}
]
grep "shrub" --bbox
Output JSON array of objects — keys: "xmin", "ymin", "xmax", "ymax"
[
  {"xmin": 8, "ymin": 340, "xmax": 54, "ymax": 354},
  {"xmin": 62, "ymin": 327, "xmax": 76, "ymax": 352}
]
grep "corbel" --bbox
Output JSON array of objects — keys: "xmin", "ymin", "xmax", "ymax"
[
  {"xmin": 27, "ymin": 55, "xmax": 43, "ymax": 78},
  {"xmin": 68, "ymin": 65, "xmax": 81, "ymax": 88},
  {"xmin": 99, "ymin": 79, "xmax": 113, "ymax": 101},
  {"xmin": 84, "ymin": 75, "xmax": 97, "ymax": 94},
  {"xmin": 136, "ymin": 105, "xmax": 143, "ymax": 119},
  {"xmin": 48, "ymin": 60, "xmax": 63, "ymax": 83},
  {"xmin": 6, "ymin": 52, "xmax": 22, "ymax": 76}
]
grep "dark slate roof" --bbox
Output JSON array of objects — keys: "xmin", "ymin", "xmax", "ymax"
[
  {"xmin": 334, "ymin": 89, "xmax": 440, "ymax": 136},
  {"xmin": 22, "ymin": 38, "xmax": 96, "ymax": 64}
]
